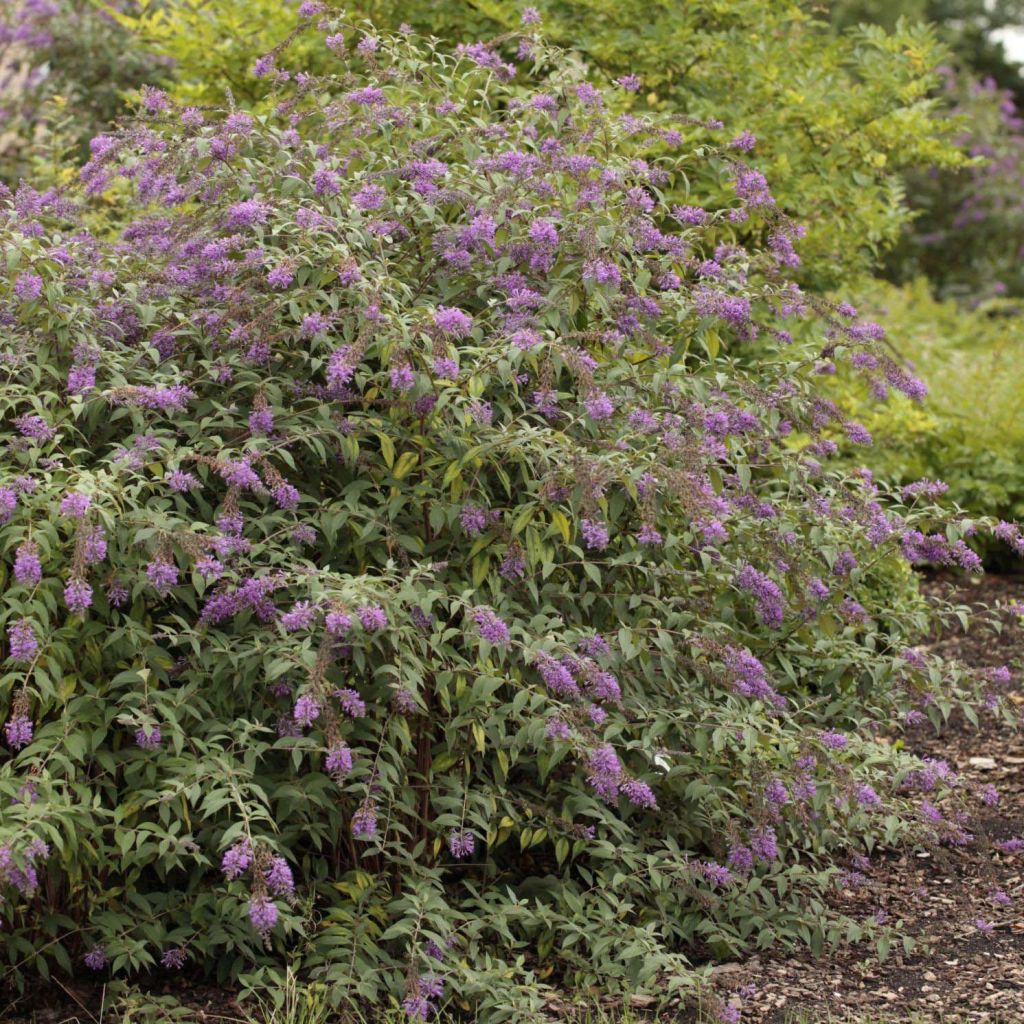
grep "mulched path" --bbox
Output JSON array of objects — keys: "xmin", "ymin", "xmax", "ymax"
[{"xmin": 719, "ymin": 573, "xmax": 1024, "ymax": 1023}]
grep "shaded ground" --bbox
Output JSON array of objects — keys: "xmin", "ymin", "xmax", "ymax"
[{"xmin": 718, "ymin": 573, "xmax": 1024, "ymax": 1023}]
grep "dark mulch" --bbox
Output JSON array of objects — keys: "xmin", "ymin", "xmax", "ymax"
[{"xmin": 720, "ymin": 573, "xmax": 1024, "ymax": 1023}]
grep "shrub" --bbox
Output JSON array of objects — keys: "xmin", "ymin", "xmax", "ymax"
[
  {"xmin": 884, "ymin": 70, "xmax": 1024, "ymax": 299},
  {"xmin": 114, "ymin": 0, "xmax": 968, "ymax": 294},
  {"xmin": 0, "ymin": 10, "xmax": 1008, "ymax": 1020}
]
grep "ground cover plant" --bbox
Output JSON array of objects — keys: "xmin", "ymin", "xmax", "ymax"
[{"xmin": 0, "ymin": 6, "xmax": 1019, "ymax": 1022}]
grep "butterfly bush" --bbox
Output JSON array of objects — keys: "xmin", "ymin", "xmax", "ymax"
[{"xmin": 0, "ymin": 10, "xmax": 1013, "ymax": 1020}]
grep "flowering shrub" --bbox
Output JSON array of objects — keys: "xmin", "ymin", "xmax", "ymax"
[
  {"xmin": 105, "ymin": 0, "xmax": 968, "ymax": 294},
  {"xmin": 0, "ymin": 10, "xmax": 1011, "ymax": 1020},
  {"xmin": 359, "ymin": 0, "xmax": 968, "ymax": 291}
]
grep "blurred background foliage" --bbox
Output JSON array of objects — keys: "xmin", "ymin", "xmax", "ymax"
[
  {"xmin": 3, "ymin": 0, "xmax": 1024, "ymax": 562},
  {"xmin": 0, "ymin": 1, "xmax": 168, "ymax": 184},
  {"xmin": 825, "ymin": 279, "xmax": 1024, "ymax": 558}
]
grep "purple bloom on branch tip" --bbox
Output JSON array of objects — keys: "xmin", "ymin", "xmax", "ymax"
[
  {"xmin": 434, "ymin": 305, "xmax": 473, "ymax": 337},
  {"xmin": 161, "ymin": 948, "xmax": 187, "ymax": 969},
  {"xmin": 64, "ymin": 578, "xmax": 93, "ymax": 614},
  {"xmin": 7, "ymin": 620, "xmax": 37, "ymax": 662},
  {"xmin": 390, "ymin": 364, "xmax": 416, "ymax": 391},
  {"xmin": 0, "ymin": 488, "xmax": 16, "ymax": 524},
  {"xmin": 325, "ymin": 743, "xmax": 353, "ymax": 780},
  {"xmin": 471, "ymin": 606, "xmax": 510, "ymax": 646},
  {"xmin": 622, "ymin": 778, "xmax": 658, "ymax": 809},
  {"xmin": 735, "ymin": 564, "xmax": 785, "ymax": 628},
  {"xmin": 357, "ymin": 604, "xmax": 387, "ymax": 631},
  {"xmin": 249, "ymin": 409, "xmax": 274, "ymax": 435},
  {"xmin": 293, "ymin": 695, "xmax": 321, "ymax": 728},
  {"xmin": 584, "ymin": 392, "xmax": 615, "ymax": 421},
  {"xmin": 580, "ymin": 518, "xmax": 609, "ymax": 550},
  {"xmin": 326, "ymin": 611, "xmax": 352, "ymax": 636},
  {"xmin": 14, "ymin": 273, "xmax": 43, "ymax": 301},
  {"xmin": 135, "ymin": 725, "xmax": 162, "ymax": 748},
  {"xmin": 266, "ymin": 856, "xmax": 294, "ymax": 896},
  {"xmin": 168, "ymin": 470, "xmax": 199, "ymax": 492},
  {"xmin": 14, "ymin": 542, "xmax": 42, "ymax": 585},
  {"xmin": 448, "ymin": 829, "xmax": 475, "ymax": 859},
  {"xmin": 352, "ymin": 800, "xmax": 378, "ymax": 838},
  {"xmin": 248, "ymin": 896, "xmax": 278, "ymax": 936},
  {"xmin": 353, "ymin": 183, "xmax": 386, "ymax": 210},
  {"xmin": 83, "ymin": 948, "xmax": 107, "ymax": 971},
  {"xmin": 751, "ymin": 826, "xmax": 778, "ymax": 862},
  {"xmin": 281, "ymin": 601, "xmax": 316, "ymax": 631},
  {"xmin": 5, "ymin": 714, "xmax": 33, "ymax": 750},
  {"xmin": 146, "ymin": 559, "xmax": 179, "ymax": 596},
  {"xmin": 60, "ymin": 492, "xmax": 91, "ymax": 518},
  {"xmin": 637, "ymin": 523, "xmax": 662, "ymax": 546},
  {"xmin": 221, "ymin": 841, "xmax": 252, "ymax": 880},
  {"xmin": 68, "ymin": 364, "xmax": 96, "ymax": 394}
]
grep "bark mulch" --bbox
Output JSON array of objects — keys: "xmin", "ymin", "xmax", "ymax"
[{"xmin": 718, "ymin": 573, "xmax": 1024, "ymax": 1023}]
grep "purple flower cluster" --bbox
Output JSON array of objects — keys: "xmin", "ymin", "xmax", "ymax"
[
  {"xmin": 735, "ymin": 565, "xmax": 785, "ymax": 628},
  {"xmin": 468, "ymin": 606, "xmax": 507, "ymax": 647},
  {"xmin": 447, "ymin": 829, "xmax": 475, "ymax": 859},
  {"xmin": 7, "ymin": 618, "xmax": 37, "ymax": 662}
]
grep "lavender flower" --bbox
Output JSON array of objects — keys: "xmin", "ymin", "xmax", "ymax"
[
  {"xmin": 447, "ymin": 829, "xmax": 475, "ymax": 859},
  {"xmin": 59, "ymin": 491, "xmax": 91, "ymax": 518},
  {"xmin": 471, "ymin": 606, "xmax": 510, "ymax": 646},
  {"xmin": 586, "ymin": 743, "xmax": 622, "ymax": 802},
  {"xmin": 146, "ymin": 559, "xmax": 179, "ymax": 596},
  {"xmin": 293, "ymin": 695, "xmax": 321, "ymax": 728},
  {"xmin": 135, "ymin": 725, "xmax": 162, "ymax": 748},
  {"xmin": 266, "ymin": 856, "xmax": 294, "ymax": 896},
  {"xmin": 13, "ymin": 542, "xmax": 42, "ymax": 585},
  {"xmin": 248, "ymin": 896, "xmax": 278, "ymax": 936},
  {"xmin": 83, "ymin": 947, "xmax": 107, "ymax": 971},
  {"xmin": 7, "ymin": 619, "xmax": 37, "ymax": 662},
  {"xmin": 352, "ymin": 800, "xmax": 378, "ymax": 839},
  {"xmin": 281, "ymin": 601, "xmax": 316, "ymax": 631},
  {"xmin": 325, "ymin": 743, "xmax": 354, "ymax": 780},
  {"xmin": 434, "ymin": 305, "xmax": 473, "ymax": 337},
  {"xmin": 221, "ymin": 841, "xmax": 253, "ymax": 880},
  {"xmin": 5, "ymin": 714, "xmax": 33, "ymax": 750},
  {"xmin": 357, "ymin": 604, "xmax": 388, "ymax": 631},
  {"xmin": 15, "ymin": 273, "xmax": 44, "ymax": 301},
  {"xmin": 64, "ymin": 577, "xmax": 93, "ymax": 614},
  {"xmin": 580, "ymin": 518, "xmax": 609, "ymax": 550},
  {"xmin": 326, "ymin": 611, "xmax": 353, "ymax": 636},
  {"xmin": 735, "ymin": 565, "xmax": 785, "ymax": 628},
  {"xmin": 161, "ymin": 948, "xmax": 187, "ymax": 969}
]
